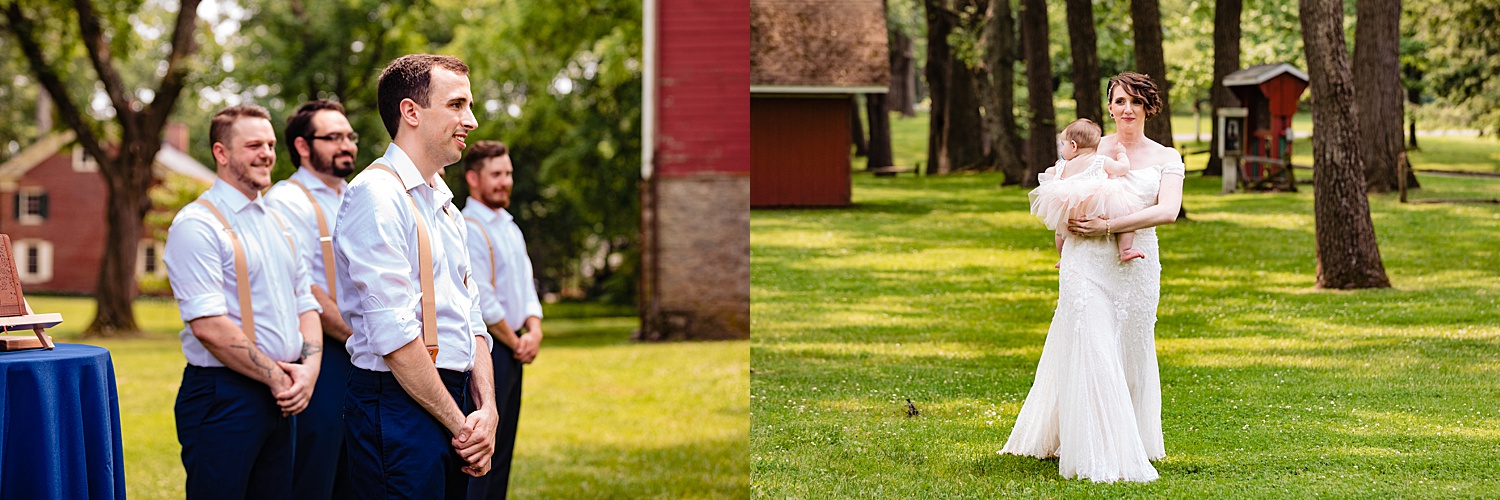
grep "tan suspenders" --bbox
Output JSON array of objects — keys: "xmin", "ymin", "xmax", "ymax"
[
  {"xmin": 194, "ymin": 199, "xmax": 255, "ymax": 343},
  {"xmin": 464, "ymin": 217, "xmax": 497, "ymax": 290},
  {"xmin": 193, "ymin": 199, "xmax": 296, "ymax": 345},
  {"xmin": 284, "ymin": 179, "xmax": 338, "ymax": 305},
  {"xmin": 364, "ymin": 162, "xmax": 440, "ymax": 362}
]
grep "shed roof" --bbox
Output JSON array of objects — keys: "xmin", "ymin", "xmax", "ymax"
[
  {"xmin": 1223, "ymin": 62, "xmax": 1309, "ymax": 87},
  {"xmin": 750, "ymin": 0, "xmax": 890, "ymax": 93}
]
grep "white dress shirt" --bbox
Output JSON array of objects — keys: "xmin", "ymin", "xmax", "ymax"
[
  {"xmin": 462, "ymin": 199, "xmax": 544, "ymax": 332},
  {"xmin": 264, "ymin": 167, "xmax": 347, "ymax": 296},
  {"xmin": 334, "ymin": 143, "xmax": 491, "ymax": 372},
  {"xmin": 165, "ymin": 180, "xmax": 321, "ymax": 367}
]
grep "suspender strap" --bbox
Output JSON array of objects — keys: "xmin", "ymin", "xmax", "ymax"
[
  {"xmin": 193, "ymin": 199, "xmax": 255, "ymax": 344},
  {"xmin": 365, "ymin": 162, "xmax": 439, "ymax": 362},
  {"xmin": 463, "ymin": 217, "xmax": 497, "ymax": 290},
  {"xmin": 285, "ymin": 179, "xmax": 338, "ymax": 305}
]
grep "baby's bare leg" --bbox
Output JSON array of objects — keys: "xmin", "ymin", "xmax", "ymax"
[{"xmin": 1118, "ymin": 231, "xmax": 1145, "ymax": 261}]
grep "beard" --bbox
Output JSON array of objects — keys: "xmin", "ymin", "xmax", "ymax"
[
  {"xmin": 312, "ymin": 148, "xmax": 356, "ymax": 177},
  {"xmin": 480, "ymin": 188, "xmax": 511, "ymax": 209},
  {"xmin": 229, "ymin": 156, "xmax": 272, "ymax": 191}
]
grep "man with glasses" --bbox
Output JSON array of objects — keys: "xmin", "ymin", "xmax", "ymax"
[{"xmin": 265, "ymin": 99, "xmax": 359, "ymax": 499}]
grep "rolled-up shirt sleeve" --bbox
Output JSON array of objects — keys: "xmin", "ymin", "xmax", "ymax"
[
  {"xmin": 165, "ymin": 213, "xmax": 228, "ymax": 323},
  {"xmin": 465, "ymin": 221, "xmax": 506, "ymax": 327},
  {"xmin": 461, "ymin": 247, "xmax": 493, "ymax": 353},
  {"xmin": 523, "ymin": 271, "xmax": 543, "ymax": 321},
  {"xmin": 338, "ymin": 180, "xmax": 423, "ymax": 357},
  {"xmin": 284, "ymin": 214, "xmax": 322, "ymax": 317}
]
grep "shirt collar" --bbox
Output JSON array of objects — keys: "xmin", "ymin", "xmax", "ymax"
[
  {"xmin": 465, "ymin": 197, "xmax": 514, "ymax": 222},
  {"xmin": 379, "ymin": 143, "xmax": 432, "ymax": 192},
  {"xmin": 291, "ymin": 166, "xmax": 347, "ymax": 194},
  {"xmin": 208, "ymin": 178, "xmax": 259, "ymax": 214}
]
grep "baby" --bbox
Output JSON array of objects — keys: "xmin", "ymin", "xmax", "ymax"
[{"xmin": 1028, "ymin": 119, "xmax": 1146, "ymax": 264}]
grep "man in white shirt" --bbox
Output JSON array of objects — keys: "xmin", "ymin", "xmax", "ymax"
[
  {"xmin": 164, "ymin": 104, "xmax": 323, "ymax": 500},
  {"xmin": 334, "ymin": 54, "xmax": 498, "ymax": 499},
  {"xmin": 460, "ymin": 140, "xmax": 544, "ymax": 500},
  {"xmin": 263, "ymin": 99, "xmax": 357, "ymax": 500}
]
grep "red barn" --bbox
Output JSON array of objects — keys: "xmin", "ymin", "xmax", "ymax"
[
  {"xmin": 0, "ymin": 126, "xmax": 214, "ymax": 295},
  {"xmin": 637, "ymin": 0, "xmax": 750, "ymax": 339},
  {"xmin": 750, "ymin": 0, "xmax": 889, "ymax": 207}
]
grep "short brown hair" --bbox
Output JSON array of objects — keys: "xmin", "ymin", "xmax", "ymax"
[
  {"xmin": 464, "ymin": 141, "xmax": 510, "ymax": 174},
  {"xmin": 1106, "ymin": 72, "xmax": 1164, "ymax": 118},
  {"xmin": 377, "ymin": 54, "xmax": 470, "ymax": 139},
  {"xmin": 210, "ymin": 104, "xmax": 272, "ymax": 148},
  {"xmin": 284, "ymin": 100, "xmax": 346, "ymax": 168},
  {"xmin": 1061, "ymin": 119, "xmax": 1102, "ymax": 149}
]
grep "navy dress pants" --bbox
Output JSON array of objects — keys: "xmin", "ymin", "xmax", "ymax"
[
  {"xmin": 175, "ymin": 365, "xmax": 294, "ymax": 500},
  {"xmin": 467, "ymin": 340, "xmax": 523, "ymax": 500},
  {"xmin": 345, "ymin": 367, "xmax": 472, "ymax": 500},
  {"xmin": 293, "ymin": 339, "xmax": 353, "ymax": 500}
]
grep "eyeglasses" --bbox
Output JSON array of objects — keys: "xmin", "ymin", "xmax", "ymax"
[{"xmin": 311, "ymin": 132, "xmax": 359, "ymax": 144}]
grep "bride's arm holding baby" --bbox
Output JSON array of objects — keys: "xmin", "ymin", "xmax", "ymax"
[{"xmin": 1068, "ymin": 148, "xmax": 1184, "ymax": 236}]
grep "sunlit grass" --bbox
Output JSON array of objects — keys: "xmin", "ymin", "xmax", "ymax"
[
  {"xmin": 751, "ymin": 171, "xmax": 1500, "ymax": 497},
  {"xmin": 28, "ymin": 297, "xmax": 746, "ymax": 499}
]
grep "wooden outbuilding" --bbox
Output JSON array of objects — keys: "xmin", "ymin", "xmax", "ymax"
[
  {"xmin": 750, "ymin": 0, "xmax": 889, "ymax": 207},
  {"xmin": 1222, "ymin": 63, "xmax": 1309, "ymax": 191}
]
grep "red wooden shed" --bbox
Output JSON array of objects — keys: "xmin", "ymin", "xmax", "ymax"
[
  {"xmin": 1223, "ymin": 63, "xmax": 1309, "ymax": 190},
  {"xmin": 750, "ymin": 0, "xmax": 889, "ymax": 207}
]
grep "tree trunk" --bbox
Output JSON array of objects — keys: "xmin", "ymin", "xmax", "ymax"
[
  {"xmin": 1020, "ymin": 0, "xmax": 1055, "ymax": 187},
  {"xmin": 90, "ymin": 155, "xmax": 156, "ymax": 336},
  {"xmin": 867, "ymin": 93, "xmax": 895, "ymax": 169},
  {"xmin": 1131, "ymin": 0, "xmax": 1174, "ymax": 148},
  {"xmin": 888, "ymin": 29, "xmax": 918, "ymax": 117},
  {"xmin": 1065, "ymin": 0, "xmax": 1102, "ymax": 124},
  {"xmin": 924, "ymin": 0, "xmax": 987, "ymax": 175},
  {"xmin": 1205, "ymin": 0, "xmax": 1242, "ymax": 177},
  {"xmin": 850, "ymin": 95, "xmax": 868, "ymax": 157},
  {"xmin": 1354, "ymin": 0, "xmax": 1404, "ymax": 193},
  {"xmin": 1406, "ymin": 84, "xmax": 1420, "ymax": 150},
  {"xmin": 1300, "ymin": 0, "xmax": 1391, "ymax": 289},
  {"xmin": 979, "ymin": 0, "xmax": 1026, "ymax": 184},
  {"xmin": 925, "ymin": 0, "xmax": 953, "ymax": 175}
]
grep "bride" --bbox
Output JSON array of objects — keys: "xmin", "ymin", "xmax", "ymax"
[{"xmin": 999, "ymin": 71, "xmax": 1186, "ymax": 483}]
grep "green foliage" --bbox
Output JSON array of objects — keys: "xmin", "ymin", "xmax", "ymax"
[
  {"xmin": 751, "ymin": 172, "xmax": 1500, "ymax": 497},
  {"xmin": 441, "ymin": 0, "xmax": 642, "ymax": 303},
  {"xmin": 31, "ymin": 296, "xmax": 746, "ymax": 499}
]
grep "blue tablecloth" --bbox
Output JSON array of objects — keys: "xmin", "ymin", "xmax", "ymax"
[{"xmin": 0, "ymin": 343, "xmax": 127, "ymax": 499}]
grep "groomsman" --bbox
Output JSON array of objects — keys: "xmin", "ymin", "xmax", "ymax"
[
  {"xmin": 461, "ymin": 140, "xmax": 544, "ymax": 500},
  {"xmin": 264, "ymin": 99, "xmax": 357, "ymax": 499},
  {"xmin": 334, "ymin": 53, "xmax": 498, "ymax": 499},
  {"xmin": 164, "ymin": 104, "xmax": 322, "ymax": 499}
]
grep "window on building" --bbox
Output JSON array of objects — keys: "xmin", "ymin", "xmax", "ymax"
[
  {"xmin": 14, "ymin": 239, "xmax": 53, "ymax": 284},
  {"xmin": 16, "ymin": 188, "xmax": 48, "ymax": 225},
  {"xmin": 137, "ymin": 239, "xmax": 167, "ymax": 278}
]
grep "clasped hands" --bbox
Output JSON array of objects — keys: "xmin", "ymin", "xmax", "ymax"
[
  {"xmin": 269, "ymin": 362, "xmax": 318, "ymax": 417},
  {"xmin": 452, "ymin": 407, "xmax": 499, "ymax": 477}
]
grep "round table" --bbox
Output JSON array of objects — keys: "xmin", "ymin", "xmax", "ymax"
[{"xmin": 0, "ymin": 343, "xmax": 126, "ymax": 499}]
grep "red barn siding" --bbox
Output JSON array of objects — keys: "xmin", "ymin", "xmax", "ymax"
[
  {"xmin": 657, "ymin": 0, "xmax": 750, "ymax": 177},
  {"xmin": 1, "ymin": 151, "xmax": 112, "ymax": 294},
  {"xmin": 750, "ymin": 96, "xmax": 851, "ymax": 207}
]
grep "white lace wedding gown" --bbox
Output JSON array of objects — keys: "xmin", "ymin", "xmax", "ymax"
[{"xmin": 1000, "ymin": 160, "xmax": 1185, "ymax": 483}]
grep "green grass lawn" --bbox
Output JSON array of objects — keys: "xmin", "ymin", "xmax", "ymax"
[
  {"xmin": 31, "ymin": 298, "xmax": 747, "ymax": 499},
  {"xmin": 750, "ymin": 172, "xmax": 1500, "ymax": 497}
]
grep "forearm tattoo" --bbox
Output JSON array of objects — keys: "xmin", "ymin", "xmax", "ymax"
[{"xmin": 301, "ymin": 341, "xmax": 323, "ymax": 358}]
